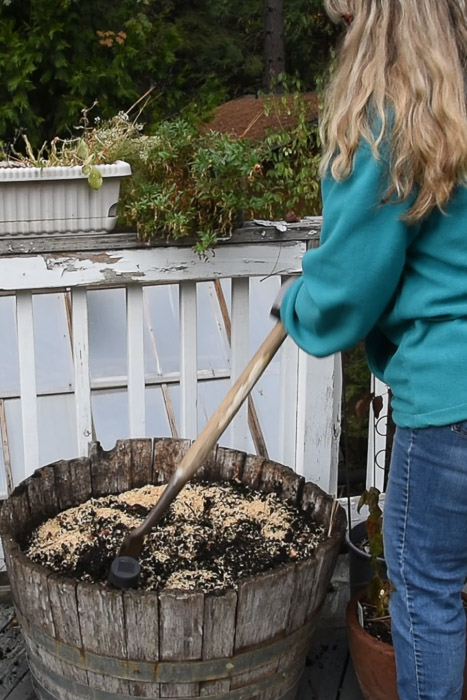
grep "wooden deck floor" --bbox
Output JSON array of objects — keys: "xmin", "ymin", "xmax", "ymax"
[
  {"xmin": 297, "ymin": 555, "xmax": 363, "ymax": 700},
  {"xmin": 0, "ymin": 555, "xmax": 363, "ymax": 700}
]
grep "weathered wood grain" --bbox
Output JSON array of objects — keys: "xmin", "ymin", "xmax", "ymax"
[
  {"xmin": 25, "ymin": 635, "xmax": 81, "ymax": 700},
  {"xmin": 2, "ymin": 670, "xmax": 36, "ymax": 700},
  {"xmin": 307, "ymin": 537, "xmax": 343, "ymax": 619},
  {"xmin": 258, "ymin": 460, "xmax": 304, "ymax": 505},
  {"xmin": 123, "ymin": 589, "xmax": 161, "ymax": 698},
  {"xmin": 153, "ymin": 438, "xmax": 191, "ymax": 484},
  {"xmin": 199, "ymin": 589, "xmax": 237, "ymax": 696},
  {"xmin": 13, "ymin": 557, "xmax": 54, "ymax": 636},
  {"xmin": 229, "ymin": 656, "xmax": 278, "ymax": 692},
  {"xmin": 12, "ymin": 561, "xmax": 85, "ymax": 699},
  {"xmin": 0, "ymin": 241, "xmax": 307, "ymax": 294},
  {"xmin": 0, "ymin": 554, "xmax": 363, "ymax": 700},
  {"xmin": 0, "ymin": 438, "xmax": 348, "ymax": 700},
  {"xmin": 201, "ymin": 589, "xmax": 237, "ymax": 661},
  {"xmin": 47, "ymin": 575, "xmax": 88, "ymax": 686},
  {"xmin": 301, "ymin": 481, "xmax": 333, "ymax": 527},
  {"xmin": 0, "ymin": 619, "xmax": 29, "ymax": 696},
  {"xmin": 286, "ymin": 559, "xmax": 319, "ymax": 633},
  {"xmin": 159, "ymin": 589, "xmax": 204, "ymax": 697},
  {"xmin": 0, "ymin": 220, "xmax": 320, "ymax": 257},
  {"xmin": 270, "ymin": 655, "xmax": 308, "ymax": 700},
  {"xmin": 200, "ymin": 446, "xmax": 245, "ymax": 484},
  {"xmin": 130, "ymin": 438, "xmax": 154, "ymax": 488},
  {"xmin": 76, "ymin": 582, "xmax": 129, "ymax": 695},
  {"xmin": 47, "ymin": 574, "xmax": 82, "ymax": 648},
  {"xmin": 88, "ymin": 440, "xmax": 133, "ymax": 497},
  {"xmin": 235, "ymin": 564, "xmax": 296, "ymax": 651},
  {"xmin": 2, "ymin": 546, "xmax": 21, "ymax": 612},
  {"xmin": 277, "ymin": 643, "xmax": 309, "ymax": 678},
  {"xmin": 241, "ymin": 454, "xmax": 265, "ymax": 490},
  {"xmin": 25, "ymin": 467, "xmax": 59, "ymax": 528},
  {"xmin": 53, "ymin": 457, "xmax": 92, "ymax": 511},
  {"xmin": 191, "ymin": 445, "xmax": 217, "ymax": 482},
  {"xmin": 0, "ymin": 486, "xmax": 30, "ymax": 541}
]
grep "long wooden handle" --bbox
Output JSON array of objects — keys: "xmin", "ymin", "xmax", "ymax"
[{"xmin": 119, "ymin": 321, "xmax": 287, "ymax": 558}]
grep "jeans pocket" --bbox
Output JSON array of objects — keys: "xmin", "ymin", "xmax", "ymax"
[{"xmin": 451, "ymin": 420, "xmax": 467, "ymax": 437}]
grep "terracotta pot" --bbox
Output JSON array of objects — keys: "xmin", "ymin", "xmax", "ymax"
[{"xmin": 347, "ymin": 590, "xmax": 467, "ymax": 700}]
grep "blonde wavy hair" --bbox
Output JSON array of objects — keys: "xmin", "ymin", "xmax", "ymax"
[{"xmin": 320, "ymin": 0, "xmax": 467, "ymax": 222}]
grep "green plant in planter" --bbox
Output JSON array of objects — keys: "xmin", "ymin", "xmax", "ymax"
[
  {"xmin": 2, "ymin": 108, "xmax": 140, "ymax": 189},
  {"xmin": 117, "ymin": 120, "xmax": 262, "ymax": 251},
  {"xmin": 2, "ymin": 92, "xmax": 321, "ymax": 251},
  {"xmin": 113, "ymin": 93, "xmax": 322, "ymax": 254},
  {"xmin": 348, "ymin": 489, "xmax": 397, "ymax": 700},
  {"xmin": 350, "ymin": 490, "xmax": 467, "ymax": 700},
  {"xmin": 357, "ymin": 486, "xmax": 392, "ymax": 618}
]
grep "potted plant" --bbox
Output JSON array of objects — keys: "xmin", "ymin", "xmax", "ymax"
[
  {"xmin": 0, "ymin": 92, "xmax": 322, "ymax": 251},
  {"xmin": 346, "ymin": 487, "xmax": 395, "ymax": 700},
  {"xmin": 347, "ymin": 486, "xmax": 388, "ymax": 597},
  {"xmin": 345, "ymin": 386, "xmax": 391, "ymax": 597},
  {"xmin": 112, "ymin": 91, "xmax": 322, "ymax": 254},
  {"xmin": 0, "ymin": 109, "xmax": 133, "ymax": 237},
  {"xmin": 346, "ymin": 487, "xmax": 467, "ymax": 700}
]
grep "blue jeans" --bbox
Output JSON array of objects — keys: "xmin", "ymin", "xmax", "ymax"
[{"xmin": 384, "ymin": 424, "xmax": 467, "ymax": 699}]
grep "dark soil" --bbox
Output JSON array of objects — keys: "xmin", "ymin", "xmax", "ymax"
[
  {"xmin": 361, "ymin": 595, "xmax": 467, "ymax": 647},
  {"xmin": 362, "ymin": 601, "xmax": 392, "ymax": 645},
  {"xmin": 352, "ymin": 528, "xmax": 391, "ymax": 642},
  {"xmin": 201, "ymin": 93, "xmax": 319, "ymax": 140},
  {"xmin": 24, "ymin": 480, "xmax": 326, "ymax": 593}
]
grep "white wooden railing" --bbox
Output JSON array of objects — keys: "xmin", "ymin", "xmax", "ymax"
[{"xmin": 0, "ymin": 219, "xmax": 388, "ymax": 524}]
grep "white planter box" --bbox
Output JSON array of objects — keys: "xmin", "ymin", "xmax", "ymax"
[{"xmin": 0, "ymin": 160, "xmax": 131, "ymax": 236}]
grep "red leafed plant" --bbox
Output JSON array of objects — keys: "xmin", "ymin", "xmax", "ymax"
[{"xmin": 357, "ymin": 486, "xmax": 392, "ymax": 618}]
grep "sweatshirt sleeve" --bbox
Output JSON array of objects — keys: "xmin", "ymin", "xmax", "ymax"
[{"xmin": 280, "ymin": 142, "xmax": 420, "ymax": 357}]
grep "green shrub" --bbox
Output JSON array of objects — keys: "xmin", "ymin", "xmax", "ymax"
[
  {"xmin": 113, "ymin": 92, "xmax": 322, "ymax": 254},
  {"xmin": 0, "ymin": 0, "xmax": 181, "ymax": 146},
  {"xmin": 0, "ymin": 0, "xmax": 338, "ymax": 149}
]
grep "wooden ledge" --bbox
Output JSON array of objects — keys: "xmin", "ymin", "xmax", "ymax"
[{"xmin": 0, "ymin": 218, "xmax": 322, "ymax": 257}]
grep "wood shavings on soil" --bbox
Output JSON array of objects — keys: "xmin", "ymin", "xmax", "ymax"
[{"xmin": 24, "ymin": 481, "xmax": 325, "ymax": 593}]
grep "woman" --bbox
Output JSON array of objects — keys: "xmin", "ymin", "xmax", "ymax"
[{"xmin": 279, "ymin": 1, "xmax": 467, "ymax": 698}]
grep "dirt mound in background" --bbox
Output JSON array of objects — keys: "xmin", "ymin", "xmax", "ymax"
[{"xmin": 202, "ymin": 92, "xmax": 319, "ymax": 140}]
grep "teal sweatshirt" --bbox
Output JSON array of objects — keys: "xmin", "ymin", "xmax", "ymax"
[{"xmin": 280, "ymin": 140, "xmax": 467, "ymax": 428}]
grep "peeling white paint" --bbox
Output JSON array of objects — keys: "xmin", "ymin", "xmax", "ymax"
[{"xmin": 0, "ymin": 242, "xmax": 306, "ymax": 293}]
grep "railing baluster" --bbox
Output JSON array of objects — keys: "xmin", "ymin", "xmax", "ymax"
[
  {"xmin": 278, "ymin": 275, "xmax": 299, "ymax": 468},
  {"xmin": 279, "ymin": 337, "xmax": 299, "ymax": 469},
  {"xmin": 296, "ymin": 352, "xmax": 342, "ymax": 494},
  {"xmin": 211, "ymin": 280, "xmax": 269, "ymax": 457},
  {"xmin": 179, "ymin": 281, "xmax": 198, "ymax": 439},
  {"xmin": 142, "ymin": 288, "xmax": 178, "ymax": 438},
  {"xmin": 230, "ymin": 278, "xmax": 250, "ymax": 451},
  {"xmin": 0, "ymin": 399, "xmax": 12, "ymax": 495},
  {"xmin": 126, "ymin": 285, "xmax": 146, "ymax": 437},
  {"xmin": 16, "ymin": 291, "xmax": 40, "ymax": 476},
  {"xmin": 71, "ymin": 288, "xmax": 93, "ymax": 456}
]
